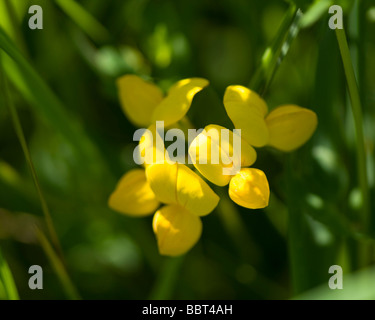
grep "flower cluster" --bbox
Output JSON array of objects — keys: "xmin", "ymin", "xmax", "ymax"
[{"xmin": 109, "ymin": 75, "xmax": 317, "ymax": 256}]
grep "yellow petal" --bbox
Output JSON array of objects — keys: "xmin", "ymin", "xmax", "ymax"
[
  {"xmin": 146, "ymin": 163, "xmax": 220, "ymax": 216},
  {"xmin": 204, "ymin": 125, "xmax": 257, "ymax": 168},
  {"xmin": 137, "ymin": 124, "xmax": 169, "ymax": 168},
  {"xmin": 265, "ymin": 105, "xmax": 318, "ymax": 152},
  {"xmin": 229, "ymin": 168, "xmax": 270, "ymax": 209},
  {"xmin": 224, "ymin": 85, "xmax": 268, "ymax": 116},
  {"xmin": 188, "ymin": 125, "xmax": 257, "ymax": 186},
  {"xmin": 151, "ymin": 78, "xmax": 209, "ymax": 127},
  {"xmin": 117, "ymin": 74, "xmax": 163, "ymax": 127},
  {"xmin": 240, "ymin": 137, "xmax": 258, "ymax": 168},
  {"xmin": 146, "ymin": 163, "xmax": 178, "ymax": 205},
  {"xmin": 224, "ymin": 86, "xmax": 269, "ymax": 147},
  {"xmin": 188, "ymin": 127, "xmax": 231, "ymax": 186},
  {"xmin": 108, "ymin": 169, "xmax": 160, "ymax": 216},
  {"xmin": 153, "ymin": 204, "xmax": 202, "ymax": 256},
  {"xmin": 176, "ymin": 164, "xmax": 220, "ymax": 216}
]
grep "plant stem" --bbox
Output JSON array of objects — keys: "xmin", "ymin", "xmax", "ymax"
[
  {"xmin": 216, "ymin": 194, "xmax": 259, "ymax": 264},
  {"xmin": 35, "ymin": 227, "xmax": 81, "ymax": 300},
  {"xmin": 335, "ymin": 28, "xmax": 370, "ymax": 234},
  {"xmin": 286, "ymin": 154, "xmax": 308, "ymax": 295},
  {"xmin": 250, "ymin": 4, "xmax": 301, "ymax": 95},
  {"xmin": 149, "ymin": 256, "xmax": 184, "ymax": 300}
]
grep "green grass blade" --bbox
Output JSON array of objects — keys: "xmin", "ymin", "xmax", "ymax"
[
  {"xmin": 0, "ymin": 0, "xmax": 28, "ymax": 53},
  {"xmin": 250, "ymin": 4, "xmax": 301, "ymax": 94},
  {"xmin": 286, "ymin": 154, "xmax": 309, "ymax": 295},
  {"xmin": 35, "ymin": 227, "xmax": 81, "ymax": 300},
  {"xmin": 0, "ymin": 247, "xmax": 19, "ymax": 300},
  {"xmin": 0, "ymin": 26, "xmax": 103, "ymax": 168},
  {"xmin": 54, "ymin": 0, "xmax": 110, "ymax": 44},
  {"xmin": 335, "ymin": 28, "xmax": 370, "ymax": 234},
  {"xmin": 299, "ymin": 0, "xmax": 333, "ymax": 28},
  {"xmin": 0, "ymin": 51, "xmax": 63, "ymax": 259},
  {"xmin": 0, "ymin": 0, "xmax": 17, "ymax": 42}
]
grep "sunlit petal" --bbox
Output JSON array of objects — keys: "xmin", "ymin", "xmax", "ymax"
[
  {"xmin": 188, "ymin": 125, "xmax": 257, "ymax": 186},
  {"xmin": 108, "ymin": 169, "xmax": 160, "ymax": 216},
  {"xmin": 176, "ymin": 164, "xmax": 220, "ymax": 216},
  {"xmin": 224, "ymin": 86, "xmax": 269, "ymax": 147},
  {"xmin": 224, "ymin": 85, "xmax": 268, "ymax": 116},
  {"xmin": 152, "ymin": 78, "xmax": 209, "ymax": 127},
  {"xmin": 146, "ymin": 162, "xmax": 178, "ymax": 205},
  {"xmin": 229, "ymin": 168, "xmax": 270, "ymax": 209},
  {"xmin": 153, "ymin": 204, "xmax": 202, "ymax": 256},
  {"xmin": 117, "ymin": 74, "xmax": 163, "ymax": 127},
  {"xmin": 137, "ymin": 124, "xmax": 169, "ymax": 168},
  {"xmin": 265, "ymin": 105, "xmax": 318, "ymax": 152},
  {"xmin": 146, "ymin": 163, "xmax": 220, "ymax": 216}
]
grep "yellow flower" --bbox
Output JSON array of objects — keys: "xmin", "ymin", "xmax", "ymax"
[
  {"xmin": 111, "ymin": 77, "xmax": 317, "ymax": 255},
  {"xmin": 188, "ymin": 124, "xmax": 257, "ymax": 186},
  {"xmin": 109, "ymin": 163, "xmax": 219, "ymax": 256},
  {"xmin": 188, "ymin": 124, "xmax": 270, "ymax": 210},
  {"xmin": 146, "ymin": 162, "xmax": 219, "ymax": 256},
  {"xmin": 111, "ymin": 74, "xmax": 217, "ymax": 256},
  {"xmin": 228, "ymin": 168, "xmax": 270, "ymax": 209},
  {"xmin": 117, "ymin": 74, "xmax": 209, "ymax": 127},
  {"xmin": 223, "ymin": 85, "xmax": 318, "ymax": 151},
  {"xmin": 146, "ymin": 162, "xmax": 220, "ymax": 216}
]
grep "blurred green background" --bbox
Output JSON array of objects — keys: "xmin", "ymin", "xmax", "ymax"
[{"xmin": 0, "ymin": 0, "xmax": 375, "ymax": 300}]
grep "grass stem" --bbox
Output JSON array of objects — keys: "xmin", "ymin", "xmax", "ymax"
[
  {"xmin": 149, "ymin": 256, "xmax": 184, "ymax": 300},
  {"xmin": 0, "ymin": 52, "xmax": 64, "ymax": 260},
  {"xmin": 335, "ymin": 28, "xmax": 370, "ymax": 234}
]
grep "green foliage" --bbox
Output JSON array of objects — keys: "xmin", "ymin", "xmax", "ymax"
[
  {"xmin": 0, "ymin": 0, "xmax": 374, "ymax": 300},
  {"xmin": 0, "ymin": 247, "xmax": 19, "ymax": 300}
]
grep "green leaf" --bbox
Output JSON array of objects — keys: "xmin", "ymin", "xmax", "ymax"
[
  {"xmin": 300, "ymin": 0, "xmax": 333, "ymax": 28},
  {"xmin": 0, "ymin": 247, "xmax": 19, "ymax": 300},
  {"xmin": 54, "ymin": 0, "xmax": 110, "ymax": 44}
]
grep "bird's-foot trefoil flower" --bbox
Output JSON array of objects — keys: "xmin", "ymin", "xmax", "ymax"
[
  {"xmin": 109, "ymin": 75, "xmax": 318, "ymax": 257},
  {"xmin": 188, "ymin": 124, "xmax": 257, "ymax": 186},
  {"xmin": 188, "ymin": 85, "xmax": 317, "ymax": 211},
  {"xmin": 223, "ymin": 85, "xmax": 318, "ymax": 151},
  {"xmin": 117, "ymin": 74, "xmax": 209, "ymax": 127},
  {"xmin": 109, "ymin": 160, "xmax": 220, "ymax": 256},
  {"xmin": 188, "ymin": 124, "xmax": 270, "ymax": 209},
  {"xmin": 146, "ymin": 162, "xmax": 219, "ymax": 256},
  {"xmin": 109, "ymin": 160, "xmax": 219, "ymax": 256},
  {"xmin": 110, "ymin": 74, "xmax": 219, "ymax": 256}
]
